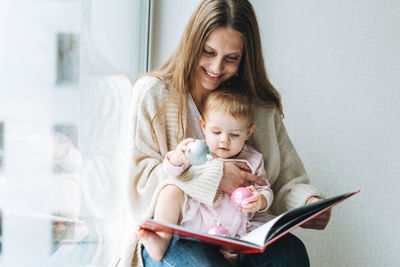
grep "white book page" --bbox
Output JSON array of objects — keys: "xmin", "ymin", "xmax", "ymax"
[{"xmin": 240, "ymin": 213, "xmax": 285, "ymax": 247}]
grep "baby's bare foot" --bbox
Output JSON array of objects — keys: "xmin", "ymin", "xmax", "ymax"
[{"xmin": 136, "ymin": 228, "xmax": 170, "ymax": 261}]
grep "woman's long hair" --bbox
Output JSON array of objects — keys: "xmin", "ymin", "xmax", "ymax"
[{"xmin": 148, "ymin": 0, "xmax": 282, "ymax": 141}]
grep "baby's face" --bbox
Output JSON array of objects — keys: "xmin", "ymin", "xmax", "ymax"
[{"xmin": 200, "ymin": 111, "xmax": 253, "ymax": 159}]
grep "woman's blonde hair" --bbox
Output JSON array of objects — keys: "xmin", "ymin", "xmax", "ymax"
[
  {"xmin": 203, "ymin": 89, "xmax": 254, "ymax": 125},
  {"xmin": 148, "ymin": 0, "xmax": 282, "ymax": 141}
]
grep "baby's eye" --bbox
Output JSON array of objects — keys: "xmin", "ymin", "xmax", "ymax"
[
  {"xmin": 212, "ymin": 131, "xmax": 221, "ymax": 135},
  {"xmin": 230, "ymin": 133, "xmax": 240, "ymax": 137}
]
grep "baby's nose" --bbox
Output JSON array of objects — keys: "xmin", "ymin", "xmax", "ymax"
[{"xmin": 220, "ymin": 135, "xmax": 230, "ymax": 144}]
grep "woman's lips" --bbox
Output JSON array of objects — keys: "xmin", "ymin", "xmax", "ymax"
[{"xmin": 203, "ymin": 68, "xmax": 223, "ymax": 81}]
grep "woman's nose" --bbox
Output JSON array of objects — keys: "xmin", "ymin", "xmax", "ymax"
[{"xmin": 210, "ymin": 57, "xmax": 224, "ymax": 73}]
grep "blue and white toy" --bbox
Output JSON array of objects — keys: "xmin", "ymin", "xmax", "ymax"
[{"xmin": 185, "ymin": 140, "xmax": 213, "ymax": 165}]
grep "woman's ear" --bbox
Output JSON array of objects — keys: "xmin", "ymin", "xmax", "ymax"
[
  {"xmin": 246, "ymin": 124, "xmax": 256, "ymax": 140},
  {"xmin": 199, "ymin": 117, "xmax": 207, "ymax": 134}
]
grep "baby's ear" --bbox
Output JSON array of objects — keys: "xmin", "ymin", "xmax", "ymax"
[
  {"xmin": 246, "ymin": 124, "xmax": 256, "ymax": 140},
  {"xmin": 199, "ymin": 117, "xmax": 206, "ymax": 133}
]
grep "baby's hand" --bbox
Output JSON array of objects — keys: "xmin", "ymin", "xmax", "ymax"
[
  {"xmin": 168, "ymin": 138, "xmax": 194, "ymax": 166},
  {"xmin": 241, "ymin": 185, "xmax": 267, "ymax": 213}
]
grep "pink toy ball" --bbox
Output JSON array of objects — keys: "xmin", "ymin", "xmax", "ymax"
[
  {"xmin": 231, "ymin": 187, "xmax": 254, "ymax": 210},
  {"xmin": 207, "ymin": 224, "xmax": 229, "ymax": 237}
]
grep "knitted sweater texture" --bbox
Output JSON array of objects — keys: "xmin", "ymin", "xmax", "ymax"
[{"xmin": 126, "ymin": 76, "xmax": 322, "ymax": 267}]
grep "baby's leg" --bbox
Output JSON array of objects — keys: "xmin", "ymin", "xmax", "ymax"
[{"xmin": 136, "ymin": 184, "xmax": 184, "ymax": 261}]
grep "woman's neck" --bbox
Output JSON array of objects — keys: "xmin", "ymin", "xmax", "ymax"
[{"xmin": 190, "ymin": 88, "xmax": 210, "ymax": 115}]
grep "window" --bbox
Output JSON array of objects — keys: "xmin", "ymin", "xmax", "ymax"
[
  {"xmin": 53, "ymin": 124, "xmax": 78, "ymax": 173},
  {"xmin": 0, "ymin": 0, "xmax": 151, "ymax": 265},
  {"xmin": 56, "ymin": 33, "xmax": 80, "ymax": 85},
  {"xmin": 0, "ymin": 210, "xmax": 2, "ymax": 256},
  {"xmin": 0, "ymin": 122, "xmax": 3, "ymax": 171},
  {"xmin": 53, "ymin": 124, "xmax": 78, "ymax": 147}
]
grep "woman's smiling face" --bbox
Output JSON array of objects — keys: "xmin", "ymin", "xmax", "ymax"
[{"xmin": 194, "ymin": 27, "xmax": 244, "ymax": 94}]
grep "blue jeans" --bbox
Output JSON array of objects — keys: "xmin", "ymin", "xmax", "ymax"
[{"xmin": 141, "ymin": 233, "xmax": 310, "ymax": 267}]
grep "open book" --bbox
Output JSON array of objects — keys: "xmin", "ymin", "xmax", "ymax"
[{"xmin": 140, "ymin": 189, "xmax": 360, "ymax": 254}]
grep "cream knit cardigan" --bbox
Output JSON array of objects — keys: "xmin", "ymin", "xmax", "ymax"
[{"xmin": 125, "ymin": 76, "xmax": 322, "ymax": 267}]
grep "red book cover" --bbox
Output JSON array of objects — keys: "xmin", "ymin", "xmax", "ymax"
[{"xmin": 140, "ymin": 189, "xmax": 360, "ymax": 253}]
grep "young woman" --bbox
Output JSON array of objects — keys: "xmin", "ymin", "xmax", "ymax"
[{"xmin": 128, "ymin": 0, "xmax": 330, "ymax": 266}]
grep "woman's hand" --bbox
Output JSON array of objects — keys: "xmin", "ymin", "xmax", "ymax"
[
  {"xmin": 169, "ymin": 138, "xmax": 194, "ymax": 166},
  {"xmin": 301, "ymin": 197, "xmax": 331, "ymax": 230},
  {"xmin": 219, "ymin": 162, "xmax": 266, "ymax": 195},
  {"xmin": 241, "ymin": 185, "xmax": 267, "ymax": 213}
]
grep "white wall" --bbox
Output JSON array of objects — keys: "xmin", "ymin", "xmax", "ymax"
[
  {"xmin": 150, "ymin": 0, "xmax": 200, "ymax": 69},
  {"xmin": 252, "ymin": 1, "xmax": 400, "ymax": 266},
  {"xmin": 151, "ymin": 0, "xmax": 400, "ymax": 266}
]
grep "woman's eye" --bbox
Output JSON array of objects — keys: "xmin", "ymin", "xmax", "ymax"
[
  {"xmin": 225, "ymin": 55, "xmax": 239, "ymax": 62},
  {"xmin": 203, "ymin": 49, "xmax": 214, "ymax": 56}
]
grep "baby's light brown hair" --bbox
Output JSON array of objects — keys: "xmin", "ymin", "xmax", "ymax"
[{"xmin": 202, "ymin": 89, "xmax": 254, "ymax": 125}]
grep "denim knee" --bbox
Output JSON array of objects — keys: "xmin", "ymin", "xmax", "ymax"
[
  {"xmin": 142, "ymin": 236, "xmax": 232, "ymax": 267},
  {"xmin": 238, "ymin": 233, "xmax": 310, "ymax": 267}
]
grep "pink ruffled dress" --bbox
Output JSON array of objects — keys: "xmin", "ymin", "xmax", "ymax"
[{"xmin": 163, "ymin": 144, "xmax": 274, "ymax": 238}]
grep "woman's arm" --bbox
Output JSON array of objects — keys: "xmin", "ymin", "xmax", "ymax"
[
  {"xmin": 272, "ymin": 113, "xmax": 323, "ymax": 213},
  {"xmin": 251, "ymin": 107, "xmax": 323, "ymax": 215},
  {"xmin": 130, "ymin": 77, "xmax": 170, "ymax": 219},
  {"xmin": 273, "ymin": 111, "xmax": 331, "ymax": 229}
]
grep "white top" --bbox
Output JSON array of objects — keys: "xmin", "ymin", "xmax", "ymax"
[{"xmin": 185, "ymin": 93, "xmax": 204, "ymax": 139}]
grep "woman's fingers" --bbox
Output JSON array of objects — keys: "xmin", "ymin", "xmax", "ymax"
[
  {"xmin": 234, "ymin": 162, "xmax": 266, "ymax": 186},
  {"xmin": 220, "ymin": 162, "xmax": 267, "ymax": 194},
  {"xmin": 301, "ymin": 219, "xmax": 328, "ymax": 230},
  {"xmin": 301, "ymin": 206, "xmax": 331, "ymax": 230},
  {"xmin": 241, "ymin": 170, "xmax": 266, "ymax": 186},
  {"xmin": 234, "ymin": 161, "xmax": 251, "ymax": 172}
]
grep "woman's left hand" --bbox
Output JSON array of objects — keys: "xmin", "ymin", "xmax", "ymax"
[{"xmin": 300, "ymin": 197, "xmax": 331, "ymax": 230}]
